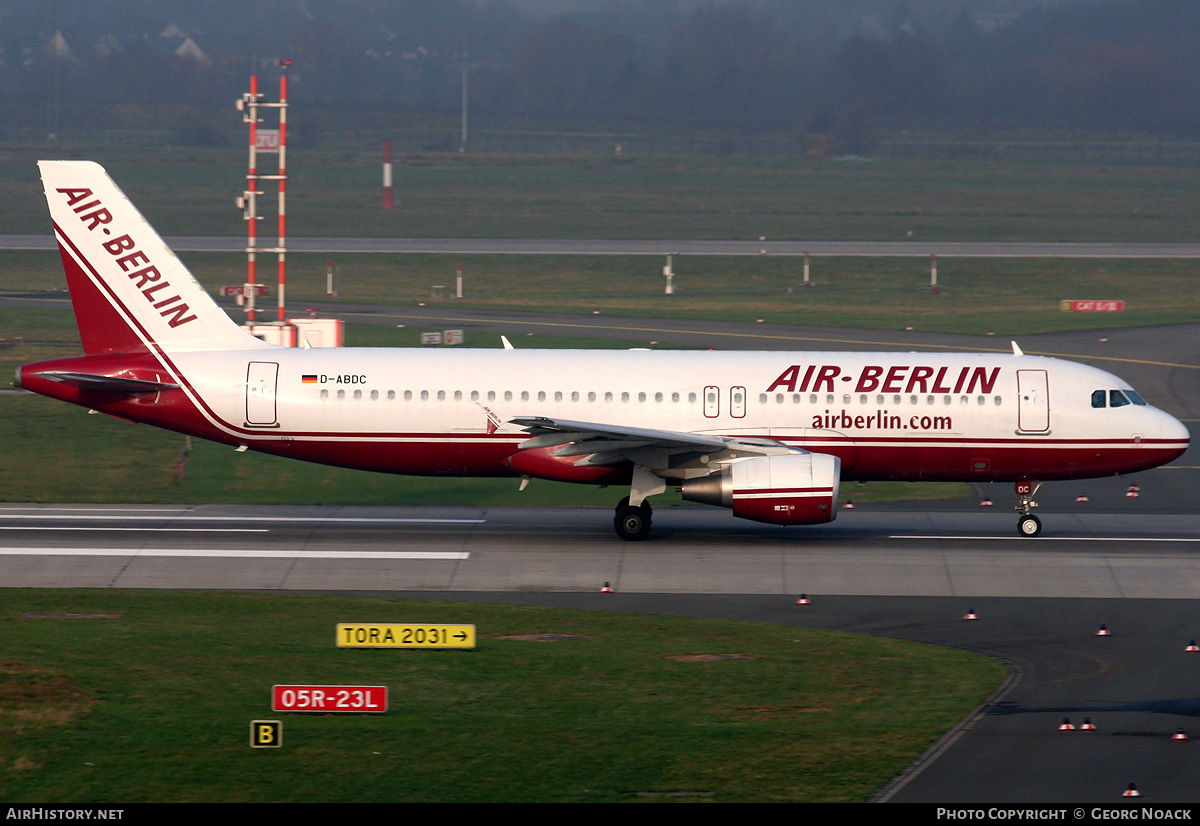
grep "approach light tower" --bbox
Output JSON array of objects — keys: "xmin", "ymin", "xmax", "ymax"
[{"xmin": 235, "ymin": 66, "xmax": 289, "ymax": 327}]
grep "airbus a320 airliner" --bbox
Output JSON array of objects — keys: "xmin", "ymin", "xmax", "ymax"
[{"xmin": 16, "ymin": 161, "xmax": 1190, "ymax": 539}]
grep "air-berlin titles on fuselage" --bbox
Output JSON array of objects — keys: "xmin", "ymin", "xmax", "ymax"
[
  {"xmin": 770, "ymin": 363, "xmax": 1001, "ymax": 431},
  {"xmin": 767, "ymin": 363, "xmax": 1001, "ymax": 396},
  {"xmin": 55, "ymin": 186, "xmax": 198, "ymax": 328}
]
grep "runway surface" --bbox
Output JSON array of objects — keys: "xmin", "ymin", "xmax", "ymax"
[
  {"xmin": 2, "ymin": 503, "xmax": 1199, "ymax": 597},
  {"xmin": 4, "ymin": 234, "xmax": 1200, "ymax": 257},
  {"xmin": 3, "ymin": 501, "xmax": 1200, "ymax": 802}
]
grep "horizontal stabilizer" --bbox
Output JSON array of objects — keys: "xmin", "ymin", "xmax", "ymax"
[{"xmin": 34, "ymin": 371, "xmax": 179, "ymax": 394}]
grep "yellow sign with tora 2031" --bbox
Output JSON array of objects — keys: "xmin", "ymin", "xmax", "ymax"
[{"xmin": 336, "ymin": 623, "xmax": 476, "ymax": 649}]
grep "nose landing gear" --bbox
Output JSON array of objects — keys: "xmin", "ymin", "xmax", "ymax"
[{"xmin": 1015, "ymin": 481, "xmax": 1042, "ymax": 537}]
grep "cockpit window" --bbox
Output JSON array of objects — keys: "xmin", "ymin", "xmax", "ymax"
[
  {"xmin": 1091, "ymin": 390, "xmax": 1106, "ymax": 409},
  {"xmin": 1125, "ymin": 390, "xmax": 1147, "ymax": 406},
  {"xmin": 1109, "ymin": 390, "xmax": 1131, "ymax": 408}
]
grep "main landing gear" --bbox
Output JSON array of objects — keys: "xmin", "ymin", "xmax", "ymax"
[
  {"xmin": 613, "ymin": 465, "xmax": 666, "ymax": 541},
  {"xmin": 614, "ymin": 496, "xmax": 652, "ymax": 541},
  {"xmin": 1015, "ymin": 480, "xmax": 1042, "ymax": 537}
]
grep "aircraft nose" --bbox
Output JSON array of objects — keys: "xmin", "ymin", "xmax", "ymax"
[{"xmin": 1157, "ymin": 408, "xmax": 1190, "ymax": 456}]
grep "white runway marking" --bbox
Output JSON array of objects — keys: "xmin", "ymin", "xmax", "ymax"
[
  {"xmin": 0, "ymin": 515, "xmax": 486, "ymax": 524},
  {"xmin": 0, "ymin": 548, "xmax": 469, "ymax": 559},
  {"xmin": 0, "ymin": 506, "xmax": 190, "ymax": 512},
  {"xmin": 0, "ymin": 527, "xmax": 269, "ymax": 533},
  {"xmin": 891, "ymin": 535, "xmax": 1200, "ymax": 543}
]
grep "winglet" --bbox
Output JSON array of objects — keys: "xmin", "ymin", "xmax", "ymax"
[
  {"xmin": 1011, "ymin": 341, "xmax": 1024, "ymax": 357},
  {"xmin": 501, "ymin": 336, "xmax": 514, "ymax": 350}
]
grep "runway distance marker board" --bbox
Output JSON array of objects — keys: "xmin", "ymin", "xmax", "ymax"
[{"xmin": 336, "ymin": 623, "xmax": 476, "ymax": 649}]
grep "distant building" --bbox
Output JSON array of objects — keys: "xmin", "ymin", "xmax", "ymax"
[{"xmin": 174, "ymin": 37, "xmax": 209, "ymax": 65}]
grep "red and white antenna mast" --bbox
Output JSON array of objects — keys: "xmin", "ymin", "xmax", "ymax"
[{"xmin": 236, "ymin": 65, "xmax": 289, "ymax": 325}]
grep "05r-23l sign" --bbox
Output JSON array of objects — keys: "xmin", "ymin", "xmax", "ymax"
[
  {"xmin": 336, "ymin": 623, "xmax": 477, "ymax": 649},
  {"xmin": 272, "ymin": 685, "xmax": 388, "ymax": 713}
]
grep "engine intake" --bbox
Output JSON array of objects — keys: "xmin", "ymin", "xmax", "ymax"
[{"xmin": 681, "ymin": 452, "xmax": 841, "ymax": 526}]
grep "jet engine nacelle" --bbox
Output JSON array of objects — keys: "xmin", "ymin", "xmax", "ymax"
[{"xmin": 681, "ymin": 452, "xmax": 841, "ymax": 526}]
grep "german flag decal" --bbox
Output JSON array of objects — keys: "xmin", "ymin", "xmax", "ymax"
[{"xmin": 301, "ymin": 375, "xmax": 318, "ymax": 384}]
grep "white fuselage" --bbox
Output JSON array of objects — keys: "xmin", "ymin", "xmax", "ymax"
[{"xmin": 153, "ymin": 346, "xmax": 1187, "ymax": 483}]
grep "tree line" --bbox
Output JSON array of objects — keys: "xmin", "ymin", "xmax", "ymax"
[{"xmin": 4, "ymin": 0, "xmax": 1198, "ymax": 148}]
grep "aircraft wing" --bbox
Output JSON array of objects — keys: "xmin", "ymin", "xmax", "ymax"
[{"xmin": 509, "ymin": 415, "xmax": 797, "ymax": 470}]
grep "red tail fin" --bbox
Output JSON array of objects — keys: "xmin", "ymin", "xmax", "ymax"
[{"xmin": 39, "ymin": 160, "xmax": 269, "ymax": 355}]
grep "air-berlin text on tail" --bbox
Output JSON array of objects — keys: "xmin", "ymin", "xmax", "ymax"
[
  {"xmin": 767, "ymin": 364, "xmax": 1001, "ymax": 395},
  {"xmin": 55, "ymin": 186, "xmax": 197, "ymax": 328}
]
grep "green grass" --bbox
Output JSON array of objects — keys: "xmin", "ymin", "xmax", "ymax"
[
  {"xmin": 0, "ymin": 590, "xmax": 1005, "ymax": 803},
  {"xmin": 3, "ymin": 145, "xmax": 1200, "ymax": 241},
  {"xmin": 5, "ymin": 250, "xmax": 1200, "ymax": 337}
]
